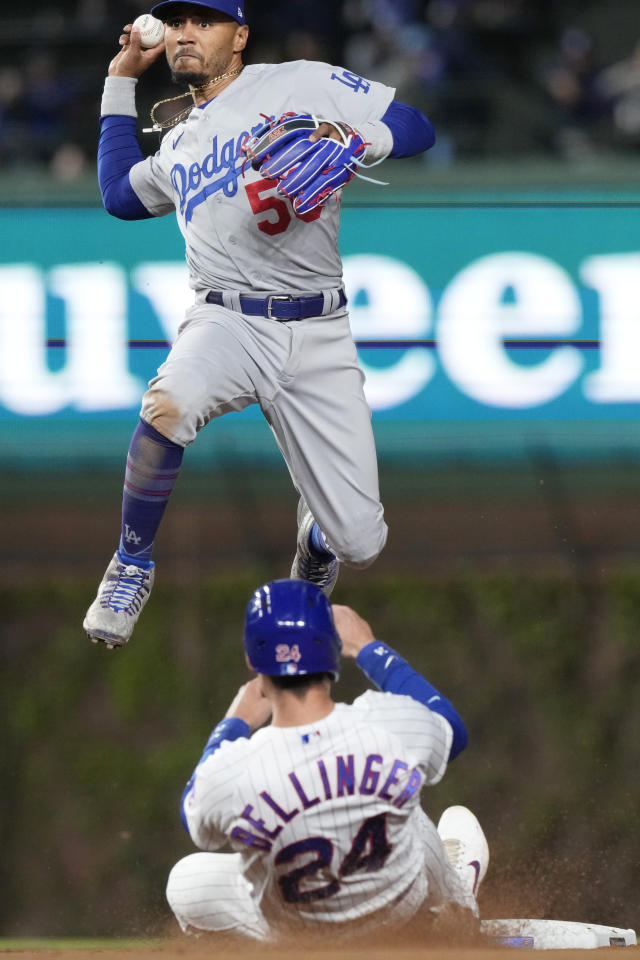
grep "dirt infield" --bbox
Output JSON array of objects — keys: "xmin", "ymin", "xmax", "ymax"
[{"xmin": 0, "ymin": 943, "xmax": 634, "ymax": 960}]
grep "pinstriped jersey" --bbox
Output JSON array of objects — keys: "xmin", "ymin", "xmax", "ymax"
[
  {"xmin": 182, "ymin": 690, "xmax": 453, "ymax": 930},
  {"xmin": 129, "ymin": 60, "xmax": 394, "ymax": 294}
]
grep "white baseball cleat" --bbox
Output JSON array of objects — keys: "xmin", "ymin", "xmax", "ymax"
[
  {"xmin": 290, "ymin": 499, "xmax": 339, "ymax": 597},
  {"xmin": 437, "ymin": 805, "xmax": 490, "ymax": 898},
  {"xmin": 83, "ymin": 553, "xmax": 155, "ymax": 649}
]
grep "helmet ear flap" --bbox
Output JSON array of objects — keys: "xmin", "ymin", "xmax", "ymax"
[{"xmin": 243, "ymin": 579, "xmax": 341, "ymax": 680}]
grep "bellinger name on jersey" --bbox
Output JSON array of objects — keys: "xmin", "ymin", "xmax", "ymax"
[{"xmin": 230, "ymin": 751, "xmax": 424, "ymax": 852}]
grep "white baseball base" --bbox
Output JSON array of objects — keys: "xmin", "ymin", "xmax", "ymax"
[{"xmin": 482, "ymin": 918, "xmax": 637, "ymax": 949}]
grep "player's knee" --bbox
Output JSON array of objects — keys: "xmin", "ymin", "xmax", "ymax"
[
  {"xmin": 334, "ymin": 511, "xmax": 388, "ymax": 568},
  {"xmin": 141, "ymin": 384, "xmax": 199, "ymax": 446},
  {"xmin": 166, "ymin": 853, "xmax": 219, "ymax": 932},
  {"xmin": 141, "ymin": 386, "xmax": 184, "ymax": 440},
  {"xmin": 166, "ymin": 855, "xmax": 197, "ymax": 929}
]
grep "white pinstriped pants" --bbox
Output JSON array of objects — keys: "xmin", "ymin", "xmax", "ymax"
[
  {"xmin": 166, "ymin": 852, "xmax": 271, "ymax": 940},
  {"xmin": 165, "ymin": 812, "xmax": 476, "ymax": 941}
]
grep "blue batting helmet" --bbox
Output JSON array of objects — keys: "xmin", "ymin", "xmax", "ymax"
[{"xmin": 243, "ymin": 579, "xmax": 341, "ymax": 680}]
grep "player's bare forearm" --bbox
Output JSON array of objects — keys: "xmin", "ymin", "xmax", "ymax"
[
  {"xmin": 225, "ymin": 678, "xmax": 272, "ymax": 731},
  {"xmin": 108, "ymin": 25, "xmax": 165, "ymax": 78},
  {"xmin": 332, "ymin": 605, "xmax": 376, "ymax": 658}
]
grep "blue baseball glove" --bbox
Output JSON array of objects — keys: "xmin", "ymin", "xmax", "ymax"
[{"xmin": 242, "ymin": 112, "xmax": 367, "ymax": 215}]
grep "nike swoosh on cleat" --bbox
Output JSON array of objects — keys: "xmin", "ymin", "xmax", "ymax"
[{"xmin": 468, "ymin": 860, "xmax": 481, "ymax": 893}]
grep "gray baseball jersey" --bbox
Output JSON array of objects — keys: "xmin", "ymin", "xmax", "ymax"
[
  {"xmin": 129, "ymin": 60, "xmax": 395, "ymax": 292},
  {"xmin": 121, "ymin": 59, "xmax": 393, "ymax": 567},
  {"xmin": 177, "ymin": 691, "xmax": 457, "ymax": 934}
]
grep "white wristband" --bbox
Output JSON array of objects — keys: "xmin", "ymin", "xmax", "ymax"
[
  {"xmin": 101, "ymin": 76, "xmax": 138, "ymax": 117},
  {"xmin": 358, "ymin": 120, "xmax": 394, "ymax": 163}
]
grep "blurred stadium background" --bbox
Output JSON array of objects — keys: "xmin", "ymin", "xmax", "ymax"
[{"xmin": 3, "ymin": 0, "xmax": 640, "ymax": 942}]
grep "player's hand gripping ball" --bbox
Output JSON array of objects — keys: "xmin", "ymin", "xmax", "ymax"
[
  {"xmin": 242, "ymin": 112, "xmax": 366, "ymax": 215},
  {"xmin": 131, "ymin": 13, "xmax": 165, "ymax": 48}
]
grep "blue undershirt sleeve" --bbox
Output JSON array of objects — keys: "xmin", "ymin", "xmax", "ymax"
[
  {"xmin": 97, "ymin": 115, "xmax": 153, "ymax": 220},
  {"xmin": 356, "ymin": 640, "xmax": 467, "ymax": 760},
  {"xmin": 179, "ymin": 717, "xmax": 250, "ymax": 832},
  {"xmin": 381, "ymin": 100, "xmax": 435, "ymax": 158}
]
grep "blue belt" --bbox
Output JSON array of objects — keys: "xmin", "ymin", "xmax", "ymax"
[{"xmin": 205, "ymin": 288, "xmax": 347, "ymax": 321}]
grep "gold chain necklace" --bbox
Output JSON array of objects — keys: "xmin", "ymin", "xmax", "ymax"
[{"xmin": 144, "ymin": 65, "xmax": 244, "ymax": 132}]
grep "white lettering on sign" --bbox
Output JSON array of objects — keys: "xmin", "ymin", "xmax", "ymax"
[
  {"xmin": 49, "ymin": 263, "xmax": 141, "ymax": 411},
  {"xmin": 0, "ymin": 263, "xmax": 140, "ymax": 415},
  {"xmin": 581, "ymin": 253, "xmax": 640, "ymax": 402},
  {"xmin": 437, "ymin": 252, "xmax": 583, "ymax": 409},
  {"xmin": 0, "ymin": 264, "xmax": 56, "ymax": 415},
  {"xmin": 1, "ymin": 250, "xmax": 640, "ymax": 416},
  {"xmin": 343, "ymin": 254, "xmax": 435, "ymax": 410},
  {"xmin": 132, "ymin": 262, "xmax": 191, "ymax": 343}
]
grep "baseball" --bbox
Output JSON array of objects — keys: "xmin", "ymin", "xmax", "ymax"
[{"xmin": 132, "ymin": 14, "xmax": 165, "ymax": 48}]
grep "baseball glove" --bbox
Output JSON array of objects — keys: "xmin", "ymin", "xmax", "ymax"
[{"xmin": 242, "ymin": 112, "xmax": 367, "ymax": 215}]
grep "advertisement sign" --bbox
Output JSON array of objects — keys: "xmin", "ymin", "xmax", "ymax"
[{"xmin": 1, "ymin": 204, "xmax": 639, "ymax": 464}]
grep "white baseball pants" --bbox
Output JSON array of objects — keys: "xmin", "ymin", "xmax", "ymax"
[
  {"xmin": 165, "ymin": 811, "xmax": 476, "ymax": 941},
  {"xmin": 166, "ymin": 852, "xmax": 270, "ymax": 940},
  {"xmin": 140, "ymin": 301, "xmax": 387, "ymax": 567}
]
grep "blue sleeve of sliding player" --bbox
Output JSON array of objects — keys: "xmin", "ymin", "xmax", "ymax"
[
  {"xmin": 356, "ymin": 640, "xmax": 467, "ymax": 760},
  {"xmin": 180, "ymin": 717, "xmax": 250, "ymax": 832}
]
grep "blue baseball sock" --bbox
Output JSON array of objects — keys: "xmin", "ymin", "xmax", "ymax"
[
  {"xmin": 117, "ymin": 418, "xmax": 184, "ymax": 567},
  {"xmin": 310, "ymin": 523, "xmax": 335, "ymax": 558}
]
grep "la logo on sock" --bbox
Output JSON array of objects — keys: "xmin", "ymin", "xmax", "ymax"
[{"xmin": 124, "ymin": 524, "xmax": 142, "ymax": 545}]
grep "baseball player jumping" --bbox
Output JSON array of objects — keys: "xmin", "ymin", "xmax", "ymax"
[
  {"xmin": 83, "ymin": 0, "xmax": 436, "ymax": 648},
  {"xmin": 166, "ymin": 579, "xmax": 489, "ymax": 940}
]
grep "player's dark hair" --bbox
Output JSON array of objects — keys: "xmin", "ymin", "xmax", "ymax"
[{"xmin": 269, "ymin": 672, "xmax": 333, "ymax": 697}]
